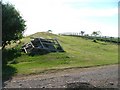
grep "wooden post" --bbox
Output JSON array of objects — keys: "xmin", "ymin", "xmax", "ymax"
[
  {"xmin": 30, "ymin": 41, "xmax": 34, "ymax": 48},
  {"xmin": 24, "ymin": 47, "xmax": 27, "ymax": 53},
  {"xmin": 54, "ymin": 38, "xmax": 64, "ymax": 51},
  {"xmin": 38, "ymin": 38, "xmax": 45, "ymax": 48}
]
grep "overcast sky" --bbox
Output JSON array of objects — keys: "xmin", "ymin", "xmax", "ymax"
[{"xmin": 3, "ymin": 0, "xmax": 118, "ymax": 37}]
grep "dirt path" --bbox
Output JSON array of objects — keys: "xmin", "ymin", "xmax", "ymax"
[{"xmin": 3, "ymin": 64, "xmax": 119, "ymax": 88}]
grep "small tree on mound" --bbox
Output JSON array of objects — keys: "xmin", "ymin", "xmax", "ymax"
[
  {"xmin": 81, "ymin": 31, "xmax": 85, "ymax": 36},
  {"xmin": 47, "ymin": 30, "xmax": 52, "ymax": 33},
  {"xmin": 2, "ymin": 3, "xmax": 26, "ymax": 49},
  {"xmin": 91, "ymin": 31, "xmax": 101, "ymax": 42},
  {"xmin": 91, "ymin": 31, "xmax": 101, "ymax": 37}
]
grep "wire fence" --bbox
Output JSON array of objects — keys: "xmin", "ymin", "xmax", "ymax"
[{"xmin": 59, "ymin": 32, "xmax": 120, "ymax": 44}]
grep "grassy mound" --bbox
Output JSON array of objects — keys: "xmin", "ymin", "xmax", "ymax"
[{"xmin": 3, "ymin": 32, "xmax": 118, "ymax": 77}]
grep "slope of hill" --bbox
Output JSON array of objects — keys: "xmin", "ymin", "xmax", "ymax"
[{"xmin": 3, "ymin": 32, "xmax": 118, "ymax": 77}]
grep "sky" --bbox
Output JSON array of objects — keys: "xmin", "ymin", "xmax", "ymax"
[{"xmin": 3, "ymin": 0, "xmax": 119, "ymax": 37}]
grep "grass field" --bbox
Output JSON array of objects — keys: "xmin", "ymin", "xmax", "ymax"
[{"xmin": 3, "ymin": 32, "xmax": 118, "ymax": 78}]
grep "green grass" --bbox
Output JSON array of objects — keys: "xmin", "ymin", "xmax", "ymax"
[{"xmin": 5, "ymin": 32, "xmax": 118, "ymax": 76}]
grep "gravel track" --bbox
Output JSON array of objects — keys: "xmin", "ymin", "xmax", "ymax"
[{"xmin": 3, "ymin": 64, "xmax": 119, "ymax": 88}]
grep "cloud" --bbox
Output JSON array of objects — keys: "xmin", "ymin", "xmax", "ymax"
[
  {"xmin": 3, "ymin": 0, "xmax": 118, "ymax": 37},
  {"xmin": 76, "ymin": 8, "xmax": 117, "ymax": 17}
]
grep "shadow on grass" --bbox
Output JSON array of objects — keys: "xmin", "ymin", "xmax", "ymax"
[
  {"xmin": 2, "ymin": 65, "xmax": 17, "ymax": 82},
  {"xmin": 2, "ymin": 48, "xmax": 20, "ymax": 83},
  {"xmin": 28, "ymin": 48, "xmax": 50, "ymax": 56},
  {"xmin": 92, "ymin": 40, "xmax": 107, "ymax": 45},
  {"xmin": 28, "ymin": 48, "xmax": 65, "ymax": 56},
  {"xmin": 2, "ymin": 64, "xmax": 17, "ymax": 88}
]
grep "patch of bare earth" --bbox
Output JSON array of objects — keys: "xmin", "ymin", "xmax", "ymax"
[{"xmin": 3, "ymin": 64, "xmax": 119, "ymax": 89}]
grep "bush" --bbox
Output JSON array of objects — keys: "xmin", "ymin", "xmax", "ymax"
[
  {"xmin": 93, "ymin": 40, "xmax": 97, "ymax": 43},
  {"xmin": 2, "ymin": 48, "xmax": 21, "ymax": 66}
]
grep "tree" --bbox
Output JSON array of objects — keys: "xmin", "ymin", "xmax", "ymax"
[
  {"xmin": 81, "ymin": 31, "xmax": 85, "ymax": 36},
  {"xmin": 91, "ymin": 31, "xmax": 102, "ymax": 42},
  {"xmin": 92, "ymin": 31, "xmax": 98, "ymax": 37},
  {"xmin": 2, "ymin": 3, "xmax": 26, "ymax": 49},
  {"xmin": 91, "ymin": 31, "xmax": 101, "ymax": 37},
  {"xmin": 47, "ymin": 30, "xmax": 52, "ymax": 33}
]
